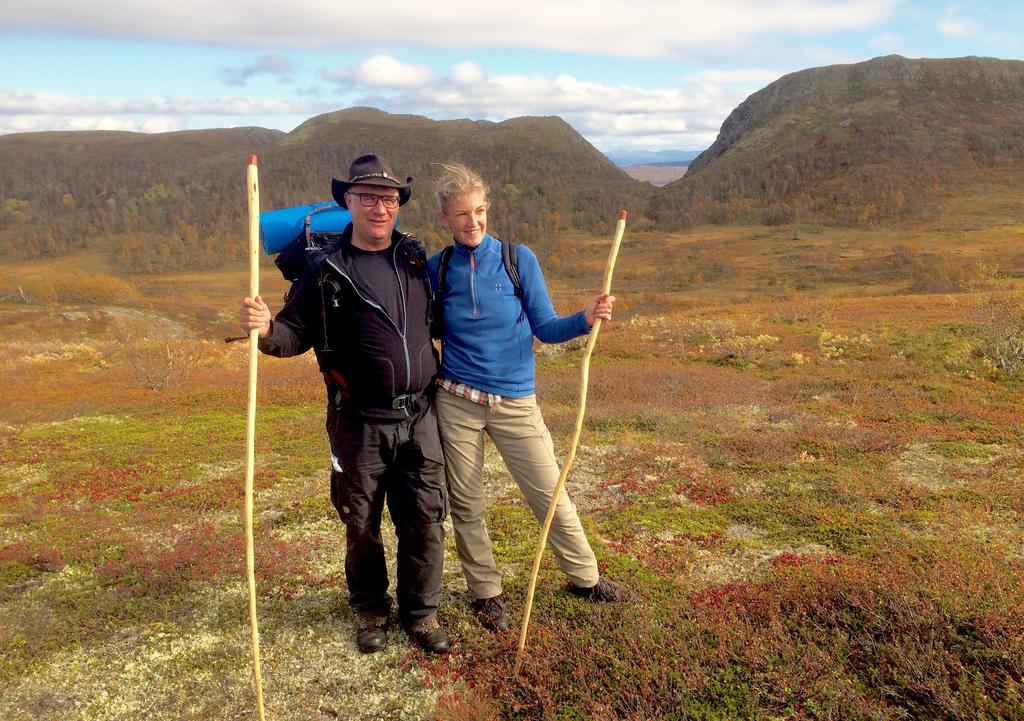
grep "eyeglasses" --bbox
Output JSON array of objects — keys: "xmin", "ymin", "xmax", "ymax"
[{"xmin": 348, "ymin": 191, "xmax": 400, "ymax": 209}]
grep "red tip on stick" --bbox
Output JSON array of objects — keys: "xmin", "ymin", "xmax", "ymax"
[
  {"xmin": 618, "ymin": 209, "xmax": 628, "ymax": 220},
  {"xmin": 248, "ymin": 154, "xmax": 258, "ymax": 166}
]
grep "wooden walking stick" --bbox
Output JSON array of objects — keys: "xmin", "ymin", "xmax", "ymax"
[
  {"xmin": 244, "ymin": 154, "xmax": 267, "ymax": 721},
  {"xmin": 514, "ymin": 210, "xmax": 627, "ymax": 675}
]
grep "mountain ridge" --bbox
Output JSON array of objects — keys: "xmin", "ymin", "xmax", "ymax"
[
  {"xmin": 0, "ymin": 112, "xmax": 648, "ymax": 271},
  {"xmin": 654, "ymin": 54, "xmax": 1024, "ymax": 227},
  {"xmin": 3, "ymin": 54, "xmax": 1024, "ymax": 272}
]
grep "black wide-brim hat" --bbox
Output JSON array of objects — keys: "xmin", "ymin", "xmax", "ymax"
[{"xmin": 331, "ymin": 154, "xmax": 412, "ymax": 209}]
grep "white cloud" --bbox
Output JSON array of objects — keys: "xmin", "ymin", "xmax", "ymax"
[
  {"xmin": 321, "ymin": 55, "xmax": 437, "ymax": 88},
  {"xmin": 0, "ymin": 0, "xmax": 904, "ymax": 149},
  {"xmin": 141, "ymin": 116, "xmax": 186, "ymax": 133},
  {"xmin": 324, "ymin": 62, "xmax": 752, "ymax": 150},
  {"xmin": 0, "ymin": 113, "xmax": 168, "ymax": 134},
  {"xmin": 219, "ymin": 53, "xmax": 295, "ymax": 86},
  {"xmin": 0, "ymin": 0, "xmax": 898, "ymax": 59},
  {"xmin": 929, "ymin": 8, "xmax": 1020, "ymax": 52},
  {"xmin": 449, "ymin": 61, "xmax": 486, "ymax": 86},
  {"xmin": 0, "ymin": 88, "xmax": 324, "ymax": 117},
  {"xmin": 936, "ymin": 19, "xmax": 979, "ymax": 38},
  {"xmin": 0, "ymin": 58, "xmax": 758, "ymax": 149},
  {"xmin": 0, "ymin": 88, "xmax": 332, "ymax": 134}
]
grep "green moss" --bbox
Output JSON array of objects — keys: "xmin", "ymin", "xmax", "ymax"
[
  {"xmin": 486, "ymin": 503, "xmax": 545, "ymax": 568},
  {"xmin": 0, "ymin": 560, "xmax": 37, "ymax": 588},
  {"xmin": 596, "ymin": 503, "xmax": 730, "ymax": 539},
  {"xmin": 930, "ymin": 439, "xmax": 1003, "ymax": 460},
  {"xmin": 719, "ymin": 496, "xmax": 802, "ymax": 534},
  {"xmin": 585, "ymin": 413, "xmax": 661, "ymax": 434}
]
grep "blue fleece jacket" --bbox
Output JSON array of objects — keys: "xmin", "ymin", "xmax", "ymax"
[{"xmin": 428, "ymin": 233, "xmax": 591, "ymax": 397}]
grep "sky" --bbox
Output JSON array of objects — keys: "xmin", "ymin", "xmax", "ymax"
[{"xmin": 1, "ymin": 1, "xmax": 1021, "ymax": 154}]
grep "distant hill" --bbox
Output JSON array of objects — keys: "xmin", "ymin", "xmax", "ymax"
[
  {"xmin": 256, "ymin": 107, "xmax": 648, "ymax": 247},
  {"xmin": 651, "ymin": 55, "xmax": 1024, "ymax": 227},
  {"xmin": 0, "ymin": 127, "xmax": 284, "ymax": 268},
  {"xmin": 605, "ymin": 149, "xmax": 702, "ymax": 167},
  {"xmin": 4, "ymin": 55, "xmax": 1024, "ymax": 273},
  {"xmin": 0, "ymin": 108, "xmax": 647, "ymax": 272}
]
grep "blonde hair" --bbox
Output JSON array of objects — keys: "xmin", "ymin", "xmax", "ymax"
[{"xmin": 435, "ymin": 163, "xmax": 489, "ymax": 213}]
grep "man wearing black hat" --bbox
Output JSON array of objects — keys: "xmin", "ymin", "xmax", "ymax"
[{"xmin": 240, "ymin": 155, "xmax": 450, "ymax": 654}]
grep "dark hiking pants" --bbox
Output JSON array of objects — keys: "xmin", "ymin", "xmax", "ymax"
[{"xmin": 327, "ymin": 401, "xmax": 447, "ymax": 628}]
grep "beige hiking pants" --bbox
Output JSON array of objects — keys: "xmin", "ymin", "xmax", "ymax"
[{"xmin": 435, "ymin": 391, "xmax": 599, "ymax": 599}]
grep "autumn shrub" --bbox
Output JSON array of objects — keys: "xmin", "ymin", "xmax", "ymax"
[
  {"xmin": 892, "ymin": 244, "xmax": 982, "ymax": 294},
  {"xmin": 686, "ymin": 317, "xmax": 738, "ymax": 343},
  {"xmin": 555, "ymin": 361, "xmax": 769, "ymax": 423},
  {"xmin": 36, "ymin": 463, "xmax": 165, "ymax": 503},
  {"xmin": 592, "ymin": 442, "xmax": 717, "ymax": 509},
  {"xmin": 111, "ymin": 316, "xmax": 202, "ymax": 391},
  {"xmin": 2, "ymin": 275, "xmax": 57, "ymax": 303},
  {"xmin": 1, "ymin": 272, "xmax": 139, "ymax": 305},
  {"xmin": 0, "ymin": 541, "xmax": 65, "ymax": 575},
  {"xmin": 685, "ymin": 317, "xmax": 780, "ymax": 365},
  {"xmin": 442, "ymin": 551, "xmax": 1024, "ymax": 721},
  {"xmin": 818, "ymin": 329, "xmax": 873, "ymax": 362},
  {"xmin": 961, "ymin": 267, "xmax": 1024, "ymax": 374},
  {"xmin": 94, "ymin": 522, "xmax": 315, "ymax": 597},
  {"xmin": 773, "ymin": 286, "xmax": 837, "ymax": 323},
  {"xmin": 59, "ymin": 274, "xmax": 140, "ymax": 304}
]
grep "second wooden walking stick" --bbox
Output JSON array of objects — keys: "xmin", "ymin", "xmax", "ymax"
[
  {"xmin": 244, "ymin": 153, "xmax": 267, "ymax": 721},
  {"xmin": 514, "ymin": 210, "xmax": 628, "ymax": 675}
]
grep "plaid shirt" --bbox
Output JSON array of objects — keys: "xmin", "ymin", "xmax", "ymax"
[{"xmin": 437, "ymin": 378, "xmax": 505, "ymax": 407}]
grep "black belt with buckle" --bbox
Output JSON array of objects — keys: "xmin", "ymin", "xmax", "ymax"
[
  {"xmin": 392, "ymin": 380, "xmax": 435, "ymax": 410},
  {"xmin": 392, "ymin": 392, "xmax": 418, "ymax": 410}
]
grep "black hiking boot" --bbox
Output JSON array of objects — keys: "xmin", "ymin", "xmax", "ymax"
[
  {"xmin": 568, "ymin": 577, "xmax": 631, "ymax": 603},
  {"xmin": 472, "ymin": 594, "xmax": 511, "ymax": 632},
  {"xmin": 405, "ymin": 617, "xmax": 450, "ymax": 654},
  {"xmin": 355, "ymin": 613, "xmax": 389, "ymax": 653}
]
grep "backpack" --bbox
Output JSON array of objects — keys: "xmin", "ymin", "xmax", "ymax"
[
  {"xmin": 432, "ymin": 239, "xmax": 524, "ymax": 336},
  {"xmin": 273, "ymin": 203, "xmax": 347, "ymax": 286},
  {"xmin": 273, "ymin": 205, "xmax": 428, "ymax": 337}
]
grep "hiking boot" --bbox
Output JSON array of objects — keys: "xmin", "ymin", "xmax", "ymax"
[
  {"xmin": 355, "ymin": 614, "xmax": 389, "ymax": 653},
  {"xmin": 568, "ymin": 577, "xmax": 631, "ymax": 603},
  {"xmin": 472, "ymin": 594, "xmax": 511, "ymax": 633},
  {"xmin": 406, "ymin": 617, "xmax": 450, "ymax": 654}
]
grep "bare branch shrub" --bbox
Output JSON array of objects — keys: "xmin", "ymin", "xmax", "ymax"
[
  {"xmin": 893, "ymin": 245, "xmax": 981, "ymax": 294},
  {"xmin": 1, "ymin": 273, "xmax": 138, "ymax": 305},
  {"xmin": 686, "ymin": 317, "xmax": 779, "ymax": 364},
  {"xmin": 819, "ymin": 330, "xmax": 873, "ymax": 363},
  {"xmin": 773, "ymin": 287, "xmax": 837, "ymax": 323},
  {"xmin": 962, "ymin": 266, "xmax": 1024, "ymax": 374},
  {"xmin": 111, "ymin": 316, "xmax": 202, "ymax": 391},
  {"xmin": 2, "ymin": 277, "xmax": 57, "ymax": 304}
]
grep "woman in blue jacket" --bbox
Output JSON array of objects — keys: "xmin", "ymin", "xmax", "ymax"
[{"xmin": 428, "ymin": 163, "xmax": 628, "ymax": 633}]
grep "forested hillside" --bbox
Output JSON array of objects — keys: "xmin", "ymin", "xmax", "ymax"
[
  {"xmin": 3, "ymin": 55, "xmax": 1024, "ymax": 273},
  {"xmin": 650, "ymin": 55, "xmax": 1024, "ymax": 228},
  {"xmin": 0, "ymin": 128, "xmax": 284, "ymax": 270},
  {"xmin": 0, "ymin": 110, "xmax": 647, "ymax": 273},
  {"xmin": 257, "ymin": 108, "xmax": 650, "ymax": 249}
]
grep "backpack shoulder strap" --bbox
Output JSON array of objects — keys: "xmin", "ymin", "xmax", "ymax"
[
  {"xmin": 437, "ymin": 245, "xmax": 454, "ymax": 294},
  {"xmin": 431, "ymin": 245, "xmax": 454, "ymax": 340},
  {"xmin": 497, "ymin": 238, "xmax": 525, "ymax": 323},
  {"xmin": 500, "ymin": 239, "xmax": 524, "ymax": 299}
]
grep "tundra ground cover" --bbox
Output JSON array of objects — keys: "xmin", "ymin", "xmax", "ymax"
[{"xmin": 1, "ymin": 224, "xmax": 1022, "ymax": 720}]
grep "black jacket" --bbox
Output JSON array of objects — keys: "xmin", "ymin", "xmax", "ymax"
[{"xmin": 258, "ymin": 226, "xmax": 437, "ymax": 418}]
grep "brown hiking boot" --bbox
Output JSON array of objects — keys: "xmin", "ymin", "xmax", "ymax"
[
  {"xmin": 472, "ymin": 594, "xmax": 511, "ymax": 632},
  {"xmin": 405, "ymin": 617, "xmax": 450, "ymax": 654},
  {"xmin": 354, "ymin": 613, "xmax": 389, "ymax": 653},
  {"xmin": 568, "ymin": 577, "xmax": 631, "ymax": 603}
]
